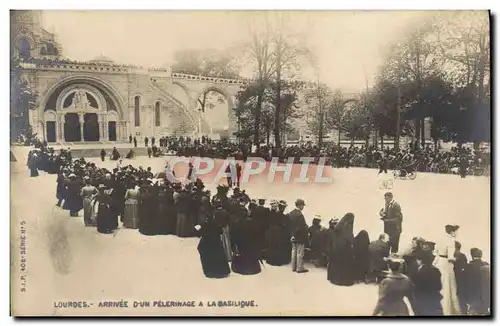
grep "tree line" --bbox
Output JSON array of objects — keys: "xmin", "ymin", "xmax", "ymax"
[
  {"xmin": 170, "ymin": 12, "xmax": 489, "ymax": 150},
  {"xmin": 12, "ymin": 12, "xmax": 490, "ymax": 150}
]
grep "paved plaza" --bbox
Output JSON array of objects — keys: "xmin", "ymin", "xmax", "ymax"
[{"xmin": 10, "ymin": 152, "xmax": 490, "ymax": 316}]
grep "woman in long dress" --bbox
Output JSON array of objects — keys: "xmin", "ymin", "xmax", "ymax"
[
  {"xmin": 123, "ymin": 181, "xmax": 140, "ymax": 229},
  {"xmin": 433, "ymin": 224, "xmax": 462, "ymax": 315},
  {"xmin": 353, "ymin": 230, "xmax": 371, "ymax": 283},
  {"xmin": 80, "ymin": 178, "xmax": 98, "ymax": 226},
  {"xmin": 327, "ymin": 213, "xmax": 356, "ymax": 286},
  {"xmin": 96, "ymin": 185, "xmax": 113, "ymax": 234},
  {"xmin": 230, "ymin": 204, "xmax": 262, "ymax": 275},
  {"xmin": 196, "ymin": 216, "xmax": 231, "ymax": 279}
]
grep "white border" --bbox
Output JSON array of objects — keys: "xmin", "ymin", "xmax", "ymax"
[{"xmin": 3, "ymin": 1, "xmax": 499, "ymax": 325}]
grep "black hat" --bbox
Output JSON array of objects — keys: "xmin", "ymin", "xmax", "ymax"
[
  {"xmin": 258, "ymin": 199, "xmax": 265, "ymax": 205},
  {"xmin": 470, "ymin": 247, "xmax": 483, "ymax": 258},
  {"xmin": 445, "ymin": 224, "xmax": 460, "ymax": 234},
  {"xmin": 295, "ymin": 199, "xmax": 306, "ymax": 206},
  {"xmin": 421, "ymin": 241, "xmax": 436, "ymax": 252},
  {"xmin": 279, "ymin": 200, "xmax": 287, "ymax": 206}
]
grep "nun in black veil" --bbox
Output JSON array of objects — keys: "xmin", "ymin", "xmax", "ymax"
[{"xmin": 326, "ymin": 213, "xmax": 356, "ymax": 286}]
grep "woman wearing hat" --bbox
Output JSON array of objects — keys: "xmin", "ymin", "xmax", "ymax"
[
  {"xmin": 80, "ymin": 178, "xmax": 98, "ymax": 226},
  {"xmin": 433, "ymin": 224, "xmax": 461, "ymax": 315},
  {"xmin": 96, "ymin": 184, "xmax": 114, "ymax": 234},
  {"xmin": 66, "ymin": 173, "xmax": 83, "ymax": 217}
]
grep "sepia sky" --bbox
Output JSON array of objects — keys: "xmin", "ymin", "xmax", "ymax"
[{"xmin": 41, "ymin": 10, "xmax": 432, "ymax": 93}]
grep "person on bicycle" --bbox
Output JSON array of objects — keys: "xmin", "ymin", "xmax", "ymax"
[{"xmin": 399, "ymin": 152, "xmax": 414, "ymax": 178}]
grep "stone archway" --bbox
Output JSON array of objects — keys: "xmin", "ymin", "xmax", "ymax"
[
  {"xmin": 39, "ymin": 76, "xmax": 124, "ymax": 142},
  {"xmin": 194, "ymin": 86, "xmax": 235, "ymax": 137}
]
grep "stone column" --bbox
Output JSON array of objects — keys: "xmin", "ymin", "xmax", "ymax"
[
  {"xmin": 79, "ymin": 113, "xmax": 84, "ymax": 141},
  {"xmin": 125, "ymin": 121, "xmax": 130, "ymax": 140},
  {"xmin": 102, "ymin": 115, "xmax": 109, "ymax": 141},
  {"xmin": 55, "ymin": 121, "xmax": 60, "ymax": 142},
  {"xmin": 59, "ymin": 114, "xmax": 65, "ymax": 142}
]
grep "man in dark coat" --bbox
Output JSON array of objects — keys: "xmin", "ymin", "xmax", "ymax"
[
  {"xmin": 463, "ymin": 248, "xmax": 490, "ymax": 315},
  {"xmin": 100, "ymin": 149, "xmax": 106, "ymax": 162},
  {"xmin": 133, "ymin": 136, "xmax": 137, "ymax": 148},
  {"xmin": 144, "ymin": 136, "xmax": 149, "ymax": 148},
  {"xmin": 265, "ymin": 200, "xmax": 290, "ymax": 266},
  {"xmin": 129, "ymin": 134, "xmax": 132, "ymax": 143},
  {"xmin": 287, "ymin": 199, "xmax": 309, "ymax": 273},
  {"xmin": 413, "ymin": 251, "xmax": 443, "ymax": 316},
  {"xmin": 252, "ymin": 199, "xmax": 270, "ymax": 256},
  {"xmin": 454, "ymin": 241, "xmax": 469, "ymax": 314},
  {"xmin": 379, "ymin": 192, "xmax": 403, "ymax": 253},
  {"xmin": 367, "ymin": 233, "xmax": 390, "ymax": 283}
]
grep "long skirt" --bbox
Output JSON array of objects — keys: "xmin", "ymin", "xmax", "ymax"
[
  {"xmin": 221, "ymin": 226, "xmax": 233, "ymax": 262},
  {"xmin": 97, "ymin": 203, "xmax": 112, "ymax": 234},
  {"xmin": 434, "ymin": 256, "xmax": 461, "ymax": 315},
  {"xmin": 123, "ymin": 198, "xmax": 139, "ymax": 229},
  {"xmin": 30, "ymin": 166, "xmax": 39, "ymax": 177},
  {"xmin": 198, "ymin": 236, "xmax": 231, "ymax": 279},
  {"xmin": 231, "ymin": 252, "xmax": 261, "ymax": 275},
  {"xmin": 176, "ymin": 212, "xmax": 191, "ymax": 237},
  {"xmin": 83, "ymin": 197, "xmax": 96, "ymax": 226}
]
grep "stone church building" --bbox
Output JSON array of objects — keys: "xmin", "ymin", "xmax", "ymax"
[{"xmin": 11, "ymin": 10, "xmax": 244, "ymax": 144}]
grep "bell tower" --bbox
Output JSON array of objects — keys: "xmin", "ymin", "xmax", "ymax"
[{"xmin": 10, "ymin": 10, "xmax": 62, "ymax": 60}]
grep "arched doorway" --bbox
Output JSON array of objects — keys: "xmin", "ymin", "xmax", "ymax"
[
  {"xmin": 108, "ymin": 111, "xmax": 118, "ymax": 141},
  {"xmin": 83, "ymin": 113, "xmax": 100, "ymax": 141},
  {"xmin": 41, "ymin": 77, "xmax": 125, "ymax": 143},
  {"xmin": 134, "ymin": 96, "xmax": 140, "ymax": 126},
  {"xmin": 64, "ymin": 113, "xmax": 81, "ymax": 142},
  {"xmin": 155, "ymin": 101, "xmax": 161, "ymax": 127},
  {"xmin": 18, "ymin": 38, "xmax": 31, "ymax": 59},
  {"xmin": 46, "ymin": 121, "xmax": 56, "ymax": 142}
]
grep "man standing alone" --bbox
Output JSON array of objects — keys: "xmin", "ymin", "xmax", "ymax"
[
  {"xmin": 379, "ymin": 192, "xmax": 403, "ymax": 253},
  {"xmin": 287, "ymin": 199, "xmax": 309, "ymax": 273}
]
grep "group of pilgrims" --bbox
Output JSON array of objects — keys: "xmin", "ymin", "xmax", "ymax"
[{"xmin": 24, "ymin": 143, "xmax": 490, "ymax": 317}]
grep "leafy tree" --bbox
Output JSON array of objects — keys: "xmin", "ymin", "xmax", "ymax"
[
  {"xmin": 170, "ymin": 49, "xmax": 241, "ymax": 79},
  {"xmin": 342, "ymin": 99, "xmax": 374, "ymax": 144},
  {"xmin": 376, "ymin": 18, "xmax": 443, "ymax": 148},
  {"xmin": 10, "ymin": 57, "xmax": 37, "ymax": 141},
  {"xmin": 303, "ymin": 83, "xmax": 345, "ymax": 148}
]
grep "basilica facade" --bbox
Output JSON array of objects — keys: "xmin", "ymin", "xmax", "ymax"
[{"xmin": 11, "ymin": 10, "xmax": 243, "ymax": 143}]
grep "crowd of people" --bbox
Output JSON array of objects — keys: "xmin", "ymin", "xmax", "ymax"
[
  {"xmin": 19, "ymin": 57, "xmax": 143, "ymax": 69},
  {"xmin": 127, "ymin": 135, "xmax": 490, "ymax": 177},
  {"xmin": 23, "ymin": 141, "xmax": 491, "ymax": 316}
]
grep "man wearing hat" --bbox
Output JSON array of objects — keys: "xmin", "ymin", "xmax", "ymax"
[
  {"xmin": 287, "ymin": 199, "xmax": 309, "ymax": 273},
  {"xmin": 373, "ymin": 255, "xmax": 417, "ymax": 316},
  {"xmin": 379, "ymin": 192, "xmax": 403, "ymax": 253},
  {"xmin": 412, "ymin": 249, "xmax": 444, "ymax": 316},
  {"xmin": 278, "ymin": 200, "xmax": 287, "ymax": 214},
  {"xmin": 251, "ymin": 198, "xmax": 269, "ymax": 257}
]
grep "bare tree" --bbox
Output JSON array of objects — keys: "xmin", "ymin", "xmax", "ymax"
[{"xmin": 245, "ymin": 14, "xmax": 275, "ymax": 149}]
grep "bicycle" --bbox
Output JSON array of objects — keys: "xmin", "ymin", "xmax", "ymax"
[{"xmin": 393, "ymin": 162, "xmax": 418, "ymax": 180}]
